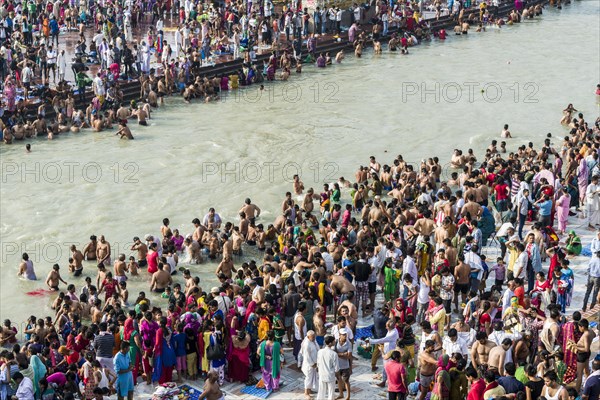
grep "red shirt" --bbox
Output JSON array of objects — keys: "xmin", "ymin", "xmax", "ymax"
[
  {"xmin": 467, "ymin": 378, "xmax": 486, "ymax": 400},
  {"xmin": 494, "ymin": 184, "xmax": 509, "ymax": 200},
  {"xmin": 384, "ymin": 360, "xmax": 407, "ymax": 393},
  {"xmin": 147, "ymin": 251, "xmax": 159, "ymax": 273}
]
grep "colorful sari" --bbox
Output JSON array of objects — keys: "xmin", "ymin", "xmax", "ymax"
[
  {"xmin": 431, "ymin": 366, "xmax": 451, "ymax": 400},
  {"xmin": 561, "ymin": 321, "xmax": 582, "ymax": 384}
]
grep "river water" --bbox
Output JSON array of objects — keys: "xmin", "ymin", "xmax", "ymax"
[{"xmin": 1, "ymin": 1, "xmax": 599, "ymax": 328}]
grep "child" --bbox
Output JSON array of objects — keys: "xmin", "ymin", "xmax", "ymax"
[
  {"xmin": 185, "ymin": 327, "xmax": 199, "ymax": 379},
  {"xmin": 161, "ymin": 286, "xmax": 172, "ymax": 300},
  {"xmin": 173, "ymin": 323, "xmax": 187, "ymax": 382},
  {"xmin": 566, "ymin": 387, "xmax": 581, "ymax": 400},
  {"xmin": 554, "ymin": 350, "xmax": 566, "ymax": 384},
  {"xmin": 118, "ymin": 281, "xmax": 129, "ymax": 305},
  {"xmin": 127, "ymin": 256, "xmax": 139, "ymax": 276},
  {"xmin": 489, "ymin": 257, "xmax": 506, "ymax": 287},
  {"xmin": 479, "ymin": 254, "xmax": 489, "ymax": 294}
]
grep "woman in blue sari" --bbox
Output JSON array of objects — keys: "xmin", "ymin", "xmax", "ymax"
[
  {"xmin": 152, "ymin": 317, "xmax": 176, "ymax": 384},
  {"xmin": 29, "ymin": 348, "xmax": 47, "ymax": 399}
]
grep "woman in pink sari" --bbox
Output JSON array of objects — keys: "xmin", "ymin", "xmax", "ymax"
[
  {"xmin": 555, "ymin": 188, "xmax": 571, "ymax": 235},
  {"xmin": 561, "ymin": 313, "xmax": 582, "ymax": 385},
  {"xmin": 577, "ymin": 157, "xmax": 589, "ymax": 205}
]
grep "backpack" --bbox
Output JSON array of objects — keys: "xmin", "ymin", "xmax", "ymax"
[{"xmin": 206, "ymin": 333, "xmax": 225, "ymax": 360}]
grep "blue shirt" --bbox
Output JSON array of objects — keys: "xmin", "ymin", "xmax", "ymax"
[
  {"xmin": 173, "ymin": 332, "xmax": 187, "ymax": 357},
  {"xmin": 589, "ymin": 256, "xmax": 600, "ymax": 278},
  {"xmin": 583, "ymin": 372, "xmax": 600, "ymax": 400},
  {"xmin": 538, "ymin": 200, "xmax": 552, "ymax": 216},
  {"xmin": 498, "ymin": 376, "xmax": 525, "ymax": 393}
]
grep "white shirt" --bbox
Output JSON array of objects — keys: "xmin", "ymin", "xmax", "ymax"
[
  {"xmin": 370, "ymin": 328, "xmax": 399, "ymax": 355},
  {"xmin": 322, "ymin": 252, "xmax": 334, "ymax": 271},
  {"xmin": 465, "ymin": 251, "xmax": 483, "ymax": 280},
  {"xmin": 591, "ymin": 237, "xmax": 600, "ymax": 253},
  {"xmin": 403, "ymin": 256, "xmax": 418, "ymax": 284},
  {"xmin": 417, "ymin": 276, "xmax": 430, "ymax": 304},
  {"xmin": 300, "ymin": 337, "xmax": 319, "ymax": 374},
  {"xmin": 317, "ymin": 346, "xmax": 339, "ymax": 383},
  {"xmin": 501, "ymin": 288, "xmax": 515, "ymax": 316},
  {"xmin": 513, "ymin": 252, "xmax": 527, "ymax": 279},
  {"xmin": 16, "ymin": 377, "xmax": 35, "ymax": 400},
  {"xmin": 589, "ymin": 255, "xmax": 600, "ymax": 278},
  {"xmin": 442, "ymin": 336, "xmax": 469, "ymax": 359},
  {"xmin": 331, "ymin": 324, "xmax": 354, "ymax": 342}
]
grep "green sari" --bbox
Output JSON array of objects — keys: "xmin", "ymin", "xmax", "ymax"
[{"xmin": 259, "ymin": 341, "xmax": 281, "ymax": 378}]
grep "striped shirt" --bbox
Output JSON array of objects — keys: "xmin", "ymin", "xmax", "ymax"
[{"xmin": 94, "ymin": 332, "xmax": 115, "ymax": 358}]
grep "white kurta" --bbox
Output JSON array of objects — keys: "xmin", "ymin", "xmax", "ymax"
[
  {"xmin": 316, "ymin": 347, "xmax": 339, "ymax": 400},
  {"xmin": 301, "ymin": 337, "xmax": 319, "ymax": 390}
]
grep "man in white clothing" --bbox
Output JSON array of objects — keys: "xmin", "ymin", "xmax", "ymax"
[
  {"xmin": 301, "ymin": 331, "xmax": 319, "ymax": 398},
  {"xmin": 442, "ymin": 328, "xmax": 469, "ymax": 360},
  {"xmin": 317, "ymin": 336, "xmax": 339, "ymax": 400},
  {"xmin": 366, "ymin": 320, "xmax": 399, "ymax": 387},
  {"xmin": 587, "ymin": 175, "xmax": 600, "ymax": 228},
  {"xmin": 13, "ymin": 372, "xmax": 35, "ymax": 400}
]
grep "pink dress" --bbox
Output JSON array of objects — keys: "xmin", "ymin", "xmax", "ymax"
[{"xmin": 556, "ymin": 193, "xmax": 570, "ymax": 232}]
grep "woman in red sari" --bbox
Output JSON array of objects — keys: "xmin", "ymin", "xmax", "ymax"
[
  {"xmin": 229, "ymin": 331, "xmax": 251, "ymax": 383},
  {"xmin": 561, "ymin": 312, "xmax": 582, "ymax": 385}
]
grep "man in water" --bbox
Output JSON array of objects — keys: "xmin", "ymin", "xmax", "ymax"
[
  {"xmin": 115, "ymin": 121, "xmax": 134, "ymax": 139},
  {"xmin": 70, "ymin": 245, "xmax": 84, "ymax": 276},
  {"xmin": 83, "ymin": 235, "xmax": 98, "ymax": 261},
  {"xmin": 239, "ymin": 198, "xmax": 261, "ymax": 224},
  {"xmin": 46, "ymin": 264, "xmax": 67, "ymax": 291},
  {"xmin": 18, "ymin": 253, "xmax": 36, "ymax": 280},
  {"xmin": 96, "ymin": 235, "xmax": 111, "ymax": 266},
  {"xmin": 114, "ymin": 254, "xmax": 128, "ymax": 283},
  {"xmin": 131, "ymin": 237, "xmax": 148, "ymax": 268},
  {"xmin": 150, "ymin": 262, "xmax": 172, "ymax": 293}
]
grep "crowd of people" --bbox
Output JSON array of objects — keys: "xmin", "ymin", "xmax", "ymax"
[
  {"xmin": 2, "ymin": 99, "xmax": 600, "ymax": 400},
  {"xmin": 0, "ymin": 0, "xmax": 546, "ymax": 143}
]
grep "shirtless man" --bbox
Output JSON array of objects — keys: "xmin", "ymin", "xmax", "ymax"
[
  {"xmin": 418, "ymin": 340, "xmax": 438, "ymax": 400},
  {"xmin": 215, "ymin": 255, "xmax": 236, "ymax": 279},
  {"xmin": 116, "ymin": 103, "xmax": 131, "ymax": 120},
  {"xmin": 293, "ymin": 175, "xmax": 304, "ymax": 195},
  {"xmin": 239, "ymin": 198, "xmax": 261, "ymax": 224},
  {"xmin": 330, "ymin": 274, "xmax": 356, "ymax": 297},
  {"xmin": 192, "ymin": 218, "xmax": 206, "ymax": 245},
  {"xmin": 115, "ymin": 121, "xmax": 134, "ymax": 139},
  {"xmin": 96, "ymin": 235, "xmax": 111, "ymax": 266},
  {"xmin": 199, "ymin": 370, "xmax": 223, "ymax": 400},
  {"xmin": 70, "ymin": 245, "xmax": 84, "ymax": 276},
  {"xmin": 83, "ymin": 235, "xmax": 98, "ymax": 261},
  {"xmin": 184, "ymin": 238, "xmax": 202, "ymax": 264},
  {"xmin": 46, "ymin": 264, "xmax": 67, "ymax": 291},
  {"xmin": 134, "ymin": 105, "xmax": 148, "ymax": 126},
  {"xmin": 487, "ymin": 338, "xmax": 513, "ymax": 376},
  {"xmin": 470, "ymin": 332, "xmax": 496, "ymax": 371},
  {"xmin": 408, "ymin": 210, "xmax": 436, "ymax": 241},
  {"xmin": 131, "ymin": 237, "xmax": 148, "ymax": 268},
  {"xmin": 150, "ymin": 263, "xmax": 173, "ymax": 293},
  {"xmin": 570, "ymin": 318, "xmax": 596, "ymax": 392},
  {"xmin": 453, "ymin": 254, "xmax": 471, "ymax": 312},
  {"xmin": 18, "ymin": 253, "xmax": 37, "ymax": 280},
  {"xmin": 0, "ymin": 321, "xmax": 17, "ymax": 346},
  {"xmin": 513, "ymin": 330, "xmax": 532, "ymax": 365},
  {"xmin": 114, "ymin": 254, "xmax": 128, "ymax": 283}
]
